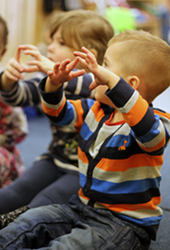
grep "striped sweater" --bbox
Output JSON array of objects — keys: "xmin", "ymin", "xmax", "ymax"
[{"xmin": 39, "ymin": 77, "xmax": 170, "ymax": 240}]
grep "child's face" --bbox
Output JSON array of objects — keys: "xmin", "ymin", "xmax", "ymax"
[
  {"xmin": 47, "ymin": 28, "xmax": 75, "ymax": 63},
  {"xmin": 95, "ymin": 43, "xmax": 123, "ymax": 107},
  {"xmin": 103, "ymin": 43, "xmax": 122, "ymax": 77}
]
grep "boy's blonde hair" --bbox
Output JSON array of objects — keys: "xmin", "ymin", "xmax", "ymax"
[
  {"xmin": 49, "ymin": 10, "xmax": 114, "ymax": 65},
  {"xmin": 108, "ymin": 29, "xmax": 170, "ymax": 102}
]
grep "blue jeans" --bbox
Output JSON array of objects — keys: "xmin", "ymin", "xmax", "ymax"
[{"xmin": 0, "ymin": 195, "xmax": 150, "ymax": 250}]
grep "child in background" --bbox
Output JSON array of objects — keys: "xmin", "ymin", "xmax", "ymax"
[
  {"xmin": 0, "ymin": 10, "xmax": 114, "ymax": 227},
  {"xmin": 0, "ymin": 16, "xmax": 7, "ymax": 61},
  {"xmin": 0, "ymin": 16, "xmax": 28, "ymax": 188},
  {"xmin": 0, "ymin": 29, "xmax": 170, "ymax": 250}
]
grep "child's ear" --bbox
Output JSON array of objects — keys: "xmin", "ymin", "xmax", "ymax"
[
  {"xmin": 89, "ymin": 48, "xmax": 98, "ymax": 60},
  {"xmin": 127, "ymin": 76, "xmax": 140, "ymax": 90}
]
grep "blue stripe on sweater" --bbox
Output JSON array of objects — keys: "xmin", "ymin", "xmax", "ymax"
[
  {"xmin": 57, "ymin": 101, "xmax": 74, "ymax": 126},
  {"xmin": 119, "ymin": 213, "xmax": 162, "ymax": 227},
  {"xmin": 80, "ymin": 122, "xmax": 93, "ymax": 140},
  {"xmin": 79, "ymin": 173, "xmax": 161, "ymax": 194},
  {"xmin": 132, "ymin": 115, "xmax": 161, "ymax": 143},
  {"xmin": 105, "ymin": 134, "xmax": 130, "ymax": 148}
]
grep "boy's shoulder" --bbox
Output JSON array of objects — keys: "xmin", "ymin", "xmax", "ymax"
[{"xmin": 153, "ymin": 107, "xmax": 170, "ymax": 120}]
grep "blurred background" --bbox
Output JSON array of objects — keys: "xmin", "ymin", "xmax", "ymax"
[
  {"xmin": 1, "ymin": 0, "xmax": 169, "ymax": 111},
  {"xmin": 0, "ymin": 0, "xmax": 170, "ymax": 64}
]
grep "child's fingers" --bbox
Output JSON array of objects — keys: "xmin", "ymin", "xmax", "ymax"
[
  {"xmin": 53, "ymin": 62, "xmax": 61, "ymax": 74},
  {"xmin": 73, "ymin": 51, "xmax": 87, "ymax": 59},
  {"xmin": 59, "ymin": 59, "xmax": 71, "ymax": 71},
  {"xmin": 77, "ymin": 57, "xmax": 88, "ymax": 68},
  {"xmin": 81, "ymin": 46, "xmax": 91, "ymax": 53},
  {"xmin": 23, "ymin": 50, "xmax": 41, "ymax": 61},
  {"xmin": 5, "ymin": 67, "xmax": 23, "ymax": 81},
  {"xmin": 74, "ymin": 46, "xmax": 91, "ymax": 57},
  {"xmin": 18, "ymin": 44, "xmax": 38, "ymax": 51},
  {"xmin": 23, "ymin": 66, "xmax": 39, "ymax": 73},
  {"xmin": 27, "ymin": 60, "xmax": 41, "ymax": 67},
  {"xmin": 89, "ymin": 80, "xmax": 98, "ymax": 91},
  {"xmin": 66, "ymin": 57, "xmax": 79, "ymax": 71},
  {"xmin": 16, "ymin": 44, "xmax": 38, "ymax": 62},
  {"xmin": 71, "ymin": 69, "xmax": 86, "ymax": 78},
  {"xmin": 74, "ymin": 51, "xmax": 96, "ymax": 67},
  {"xmin": 8, "ymin": 58, "xmax": 24, "ymax": 72},
  {"xmin": 80, "ymin": 47, "xmax": 97, "ymax": 64},
  {"xmin": 5, "ymin": 71, "xmax": 19, "ymax": 81},
  {"xmin": 86, "ymin": 52, "xmax": 96, "ymax": 63},
  {"xmin": 47, "ymin": 70, "xmax": 53, "ymax": 77},
  {"xmin": 15, "ymin": 47, "xmax": 22, "ymax": 63}
]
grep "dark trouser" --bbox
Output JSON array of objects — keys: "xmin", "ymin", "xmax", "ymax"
[
  {"xmin": 0, "ymin": 158, "xmax": 80, "ymax": 213},
  {"xmin": 0, "ymin": 195, "xmax": 151, "ymax": 250}
]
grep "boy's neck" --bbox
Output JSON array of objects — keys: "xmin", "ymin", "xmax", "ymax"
[{"xmin": 110, "ymin": 109, "xmax": 124, "ymax": 124}]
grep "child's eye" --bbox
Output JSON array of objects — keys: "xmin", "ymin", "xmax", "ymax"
[
  {"xmin": 103, "ymin": 61, "xmax": 108, "ymax": 67},
  {"xmin": 59, "ymin": 40, "xmax": 65, "ymax": 46}
]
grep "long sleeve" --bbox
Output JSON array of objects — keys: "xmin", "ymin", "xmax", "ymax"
[
  {"xmin": 0, "ymin": 70, "xmax": 95, "ymax": 106},
  {"xmin": 106, "ymin": 77, "xmax": 170, "ymax": 155},
  {"xmin": 0, "ymin": 73, "xmax": 44, "ymax": 107},
  {"xmin": 39, "ymin": 76, "xmax": 95, "ymax": 133}
]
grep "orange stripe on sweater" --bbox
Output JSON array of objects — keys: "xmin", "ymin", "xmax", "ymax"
[
  {"xmin": 139, "ymin": 137, "xmax": 165, "ymax": 153},
  {"xmin": 69, "ymin": 100, "xmax": 84, "ymax": 132},
  {"xmin": 78, "ymin": 188, "xmax": 90, "ymax": 201},
  {"xmin": 42, "ymin": 97, "xmax": 66, "ymax": 117},
  {"xmin": 154, "ymin": 110, "xmax": 170, "ymax": 120},
  {"xmin": 123, "ymin": 96, "xmax": 148, "ymax": 127},
  {"xmin": 96, "ymin": 154, "xmax": 163, "ymax": 172},
  {"xmin": 78, "ymin": 146, "xmax": 89, "ymax": 164},
  {"xmin": 91, "ymin": 101, "xmax": 105, "ymax": 122},
  {"xmin": 100, "ymin": 196, "xmax": 161, "ymax": 213}
]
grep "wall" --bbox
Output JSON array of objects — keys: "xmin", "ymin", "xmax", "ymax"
[{"xmin": 0, "ymin": 0, "xmax": 46, "ymax": 66}]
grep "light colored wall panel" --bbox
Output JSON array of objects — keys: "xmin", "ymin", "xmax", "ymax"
[{"xmin": 0, "ymin": 0, "xmax": 45, "ymax": 66}]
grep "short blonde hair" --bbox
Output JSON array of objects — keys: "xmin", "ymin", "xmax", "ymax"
[
  {"xmin": 49, "ymin": 10, "xmax": 114, "ymax": 65},
  {"xmin": 108, "ymin": 29, "xmax": 170, "ymax": 101}
]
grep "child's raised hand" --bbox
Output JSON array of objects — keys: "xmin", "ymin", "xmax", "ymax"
[
  {"xmin": 45, "ymin": 57, "xmax": 85, "ymax": 92},
  {"xmin": 0, "ymin": 46, "xmax": 29, "ymax": 91},
  {"xmin": 74, "ymin": 47, "xmax": 110, "ymax": 90},
  {"xmin": 18, "ymin": 44, "xmax": 55, "ymax": 75},
  {"xmin": 74, "ymin": 47, "xmax": 120, "ymax": 91}
]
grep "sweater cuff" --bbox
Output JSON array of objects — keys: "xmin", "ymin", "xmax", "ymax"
[
  {"xmin": 38, "ymin": 76, "xmax": 64, "ymax": 105},
  {"xmin": 105, "ymin": 77, "xmax": 135, "ymax": 108}
]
